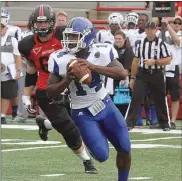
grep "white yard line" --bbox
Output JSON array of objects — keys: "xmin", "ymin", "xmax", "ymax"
[
  {"xmin": 1, "ymin": 145, "xmax": 66, "ymax": 152},
  {"xmin": 129, "ymin": 177, "xmax": 152, "ymax": 180},
  {"xmin": 40, "ymin": 174, "xmax": 65, "ymax": 177},
  {"xmin": 2, "ymin": 137, "xmax": 180, "ymax": 145},
  {"xmin": 2, "ymin": 141, "xmax": 61, "ymax": 145},
  {"xmin": 2, "ymin": 143, "xmax": 182, "ymax": 152},
  {"xmin": 1, "ymin": 139, "xmax": 22, "ymax": 142}
]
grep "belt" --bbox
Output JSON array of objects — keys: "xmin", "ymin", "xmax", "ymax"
[{"xmin": 139, "ymin": 68, "xmax": 163, "ymax": 74}]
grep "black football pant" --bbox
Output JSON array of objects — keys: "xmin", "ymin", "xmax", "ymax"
[
  {"xmin": 36, "ymin": 89, "xmax": 82, "ymax": 150},
  {"xmin": 125, "ymin": 69, "xmax": 170, "ymax": 128}
]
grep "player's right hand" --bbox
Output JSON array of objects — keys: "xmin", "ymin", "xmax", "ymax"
[
  {"xmin": 22, "ymin": 95, "xmax": 37, "ymax": 114},
  {"xmin": 129, "ymin": 79, "xmax": 135, "ymax": 90}
]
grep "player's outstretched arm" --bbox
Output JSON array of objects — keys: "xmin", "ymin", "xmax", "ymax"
[
  {"xmin": 89, "ymin": 59, "xmax": 128, "ymax": 80},
  {"xmin": 46, "ymin": 73, "xmax": 70, "ymax": 100}
]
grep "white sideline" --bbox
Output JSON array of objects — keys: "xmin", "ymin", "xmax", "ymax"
[
  {"xmin": 1, "ymin": 125, "xmax": 182, "ymax": 134},
  {"xmin": 131, "ymin": 136, "xmax": 182, "ymax": 142}
]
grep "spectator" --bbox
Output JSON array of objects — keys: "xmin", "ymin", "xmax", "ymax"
[
  {"xmin": 13, "ymin": 13, "xmax": 34, "ymax": 123},
  {"xmin": 113, "ymin": 31, "xmax": 134, "ymax": 116},
  {"xmin": 1, "ymin": 7, "xmax": 22, "ymax": 120},
  {"xmin": 160, "ymin": 16, "xmax": 182, "ymax": 129},
  {"xmin": 1, "ymin": 12, "xmax": 22, "ymax": 124},
  {"xmin": 55, "ymin": 11, "xmax": 68, "ymax": 27}
]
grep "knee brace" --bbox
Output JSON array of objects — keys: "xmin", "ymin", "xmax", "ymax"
[
  {"xmin": 51, "ymin": 114, "xmax": 82, "ymax": 150},
  {"xmin": 62, "ymin": 125, "xmax": 82, "ymax": 150}
]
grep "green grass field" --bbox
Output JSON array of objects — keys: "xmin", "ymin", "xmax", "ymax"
[{"xmin": 1, "ymin": 121, "xmax": 182, "ymax": 181}]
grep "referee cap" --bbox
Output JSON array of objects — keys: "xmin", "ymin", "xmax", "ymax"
[{"xmin": 145, "ymin": 21, "xmax": 157, "ymax": 29}]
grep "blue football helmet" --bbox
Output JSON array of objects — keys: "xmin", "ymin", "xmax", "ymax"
[{"xmin": 62, "ymin": 17, "xmax": 96, "ymax": 53}]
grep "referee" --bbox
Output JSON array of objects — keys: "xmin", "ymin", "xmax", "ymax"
[{"xmin": 125, "ymin": 22, "xmax": 171, "ymax": 131}]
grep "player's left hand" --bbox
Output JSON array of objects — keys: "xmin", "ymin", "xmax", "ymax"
[
  {"xmin": 15, "ymin": 71, "xmax": 21, "ymax": 80},
  {"xmin": 144, "ymin": 59, "xmax": 156, "ymax": 66},
  {"xmin": 67, "ymin": 59, "xmax": 88, "ymax": 77}
]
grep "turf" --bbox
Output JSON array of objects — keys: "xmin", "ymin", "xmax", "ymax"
[{"xmin": 1, "ymin": 121, "xmax": 182, "ymax": 181}]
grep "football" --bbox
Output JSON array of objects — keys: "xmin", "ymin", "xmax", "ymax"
[{"xmin": 68, "ymin": 59, "xmax": 92, "ymax": 84}]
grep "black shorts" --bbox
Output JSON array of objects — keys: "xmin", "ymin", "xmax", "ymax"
[
  {"xmin": 166, "ymin": 65, "xmax": 180, "ymax": 101},
  {"xmin": 1, "ymin": 80, "xmax": 18, "ymax": 99}
]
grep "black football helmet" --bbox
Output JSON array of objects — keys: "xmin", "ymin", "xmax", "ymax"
[{"xmin": 31, "ymin": 4, "xmax": 56, "ymax": 37}]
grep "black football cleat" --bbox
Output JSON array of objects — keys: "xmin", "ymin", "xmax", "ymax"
[
  {"xmin": 163, "ymin": 127, "xmax": 170, "ymax": 131},
  {"xmin": 163, "ymin": 123, "xmax": 170, "ymax": 131},
  {"xmin": 161, "ymin": 123, "xmax": 170, "ymax": 131},
  {"xmin": 1, "ymin": 117, "xmax": 7, "ymax": 124},
  {"xmin": 12, "ymin": 112, "xmax": 17, "ymax": 120},
  {"xmin": 170, "ymin": 122, "xmax": 176, "ymax": 130},
  {"xmin": 35, "ymin": 115, "xmax": 49, "ymax": 141},
  {"xmin": 146, "ymin": 119, "xmax": 151, "ymax": 126},
  {"xmin": 149, "ymin": 123, "xmax": 161, "ymax": 129},
  {"xmin": 83, "ymin": 160, "xmax": 98, "ymax": 174}
]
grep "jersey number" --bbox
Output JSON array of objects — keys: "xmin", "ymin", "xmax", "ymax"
[
  {"xmin": 39, "ymin": 56, "xmax": 49, "ymax": 72},
  {"xmin": 75, "ymin": 72, "xmax": 102, "ymax": 96}
]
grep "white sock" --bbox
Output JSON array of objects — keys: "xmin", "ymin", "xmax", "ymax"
[
  {"xmin": 1, "ymin": 114, "xmax": 5, "ymax": 118},
  {"xmin": 76, "ymin": 147, "xmax": 91, "ymax": 161},
  {"xmin": 44, "ymin": 119, "xmax": 53, "ymax": 130}
]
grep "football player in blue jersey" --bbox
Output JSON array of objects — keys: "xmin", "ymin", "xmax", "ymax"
[{"xmin": 46, "ymin": 17, "xmax": 131, "ymax": 181}]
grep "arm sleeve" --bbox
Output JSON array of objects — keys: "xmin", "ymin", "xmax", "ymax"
[{"xmin": 11, "ymin": 37, "xmax": 21, "ymax": 56}]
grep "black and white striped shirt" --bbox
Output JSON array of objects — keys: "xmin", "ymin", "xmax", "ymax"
[{"xmin": 135, "ymin": 37, "xmax": 170, "ymax": 69}]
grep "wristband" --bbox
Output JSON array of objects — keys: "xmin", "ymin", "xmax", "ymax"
[{"xmin": 131, "ymin": 77, "xmax": 136, "ymax": 80}]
